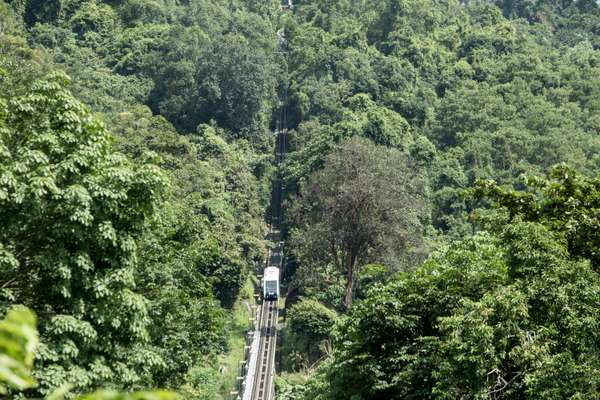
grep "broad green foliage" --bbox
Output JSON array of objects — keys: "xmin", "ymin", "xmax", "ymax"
[
  {"xmin": 5, "ymin": 0, "xmax": 600, "ymax": 398},
  {"xmin": 282, "ymin": 299, "xmax": 337, "ymax": 371},
  {"xmin": 110, "ymin": 109, "xmax": 269, "ymax": 387},
  {"xmin": 76, "ymin": 391, "xmax": 179, "ymax": 400},
  {"xmin": 0, "ymin": 307, "xmax": 179, "ymax": 399},
  {"xmin": 2, "ymin": 1, "xmax": 274, "ymax": 396},
  {"xmin": 276, "ymin": 380, "xmax": 306, "ymax": 400},
  {"xmin": 283, "ymin": 94, "xmax": 424, "ymax": 189},
  {"xmin": 305, "ymin": 226, "xmax": 600, "ymax": 399},
  {"xmin": 112, "ymin": 110, "xmax": 269, "ymax": 305},
  {"xmin": 472, "ymin": 164, "xmax": 600, "ymax": 270},
  {"xmin": 178, "ymin": 366, "xmax": 220, "ymax": 400},
  {"xmin": 279, "ymin": 6, "xmax": 600, "ymax": 393},
  {"xmin": 16, "ymin": 0, "xmax": 283, "ymax": 148},
  {"xmin": 354, "ymin": 263, "xmax": 393, "ymax": 300},
  {"xmin": 282, "ymin": 0, "xmax": 600, "ymax": 237}
]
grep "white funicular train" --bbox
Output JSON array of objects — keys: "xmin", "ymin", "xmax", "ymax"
[{"xmin": 263, "ymin": 266, "xmax": 280, "ymax": 301}]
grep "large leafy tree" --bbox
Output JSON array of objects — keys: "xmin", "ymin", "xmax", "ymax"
[
  {"xmin": 291, "ymin": 137, "xmax": 429, "ymax": 307},
  {"xmin": 0, "ymin": 71, "xmax": 166, "ymax": 394},
  {"xmin": 301, "ymin": 162, "xmax": 600, "ymax": 398},
  {"xmin": 305, "ymin": 224, "xmax": 600, "ymax": 399},
  {"xmin": 0, "ymin": 1, "xmax": 276, "ymax": 391},
  {"xmin": 109, "ymin": 108, "xmax": 270, "ymax": 386}
]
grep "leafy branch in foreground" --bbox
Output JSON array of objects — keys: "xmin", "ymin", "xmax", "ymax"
[
  {"xmin": 0, "ymin": 306, "xmax": 179, "ymax": 400},
  {"xmin": 0, "ymin": 307, "xmax": 37, "ymax": 394}
]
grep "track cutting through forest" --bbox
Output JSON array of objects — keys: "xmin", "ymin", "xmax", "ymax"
[
  {"xmin": 243, "ymin": 33, "xmax": 289, "ymax": 400},
  {"xmin": 248, "ymin": 111, "xmax": 287, "ymax": 400}
]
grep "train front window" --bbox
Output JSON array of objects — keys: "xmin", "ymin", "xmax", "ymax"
[{"xmin": 266, "ymin": 281, "xmax": 277, "ymax": 292}]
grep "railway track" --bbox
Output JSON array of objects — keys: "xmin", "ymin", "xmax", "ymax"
[
  {"xmin": 252, "ymin": 299, "xmax": 278, "ymax": 400},
  {"xmin": 249, "ymin": 117, "xmax": 286, "ymax": 400},
  {"xmin": 246, "ymin": 27, "xmax": 288, "ymax": 400}
]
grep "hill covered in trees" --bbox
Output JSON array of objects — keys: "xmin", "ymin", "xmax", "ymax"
[
  {"xmin": 1, "ymin": 0, "xmax": 600, "ymax": 399},
  {"xmin": 1, "ymin": 0, "xmax": 283, "ymax": 397},
  {"xmin": 276, "ymin": 0, "xmax": 600, "ymax": 398}
]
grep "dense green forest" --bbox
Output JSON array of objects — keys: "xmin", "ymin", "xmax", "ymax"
[
  {"xmin": 1, "ymin": 0, "xmax": 281, "ymax": 397},
  {"xmin": 277, "ymin": 1, "xmax": 600, "ymax": 398},
  {"xmin": 1, "ymin": 0, "xmax": 600, "ymax": 399}
]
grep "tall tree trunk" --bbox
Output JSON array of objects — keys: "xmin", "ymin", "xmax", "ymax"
[{"xmin": 344, "ymin": 251, "xmax": 357, "ymax": 308}]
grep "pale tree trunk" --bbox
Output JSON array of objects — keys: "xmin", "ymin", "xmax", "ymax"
[{"xmin": 344, "ymin": 251, "xmax": 357, "ymax": 308}]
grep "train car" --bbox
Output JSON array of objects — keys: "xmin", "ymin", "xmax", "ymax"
[{"xmin": 263, "ymin": 266, "xmax": 280, "ymax": 301}]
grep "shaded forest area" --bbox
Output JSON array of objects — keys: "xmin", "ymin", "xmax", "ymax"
[{"xmin": 1, "ymin": 0, "xmax": 600, "ymax": 399}]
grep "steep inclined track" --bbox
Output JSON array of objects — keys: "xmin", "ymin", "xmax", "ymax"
[
  {"xmin": 249, "ymin": 104, "xmax": 287, "ymax": 400},
  {"xmin": 252, "ymin": 299, "xmax": 278, "ymax": 400},
  {"xmin": 243, "ymin": 227, "xmax": 282, "ymax": 400},
  {"xmin": 243, "ymin": 99, "xmax": 287, "ymax": 400},
  {"xmin": 250, "ymin": 190, "xmax": 284, "ymax": 400},
  {"xmin": 245, "ymin": 28, "xmax": 288, "ymax": 399}
]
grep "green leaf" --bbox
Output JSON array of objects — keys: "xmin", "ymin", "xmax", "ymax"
[{"xmin": 0, "ymin": 307, "xmax": 38, "ymax": 394}]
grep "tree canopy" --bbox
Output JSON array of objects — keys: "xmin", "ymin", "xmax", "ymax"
[
  {"xmin": 0, "ymin": 71, "xmax": 166, "ymax": 394},
  {"xmin": 290, "ymin": 137, "xmax": 429, "ymax": 307},
  {"xmin": 303, "ymin": 224, "xmax": 600, "ymax": 399},
  {"xmin": 1, "ymin": 0, "xmax": 274, "ymax": 396},
  {"xmin": 3, "ymin": 0, "xmax": 600, "ymax": 398}
]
